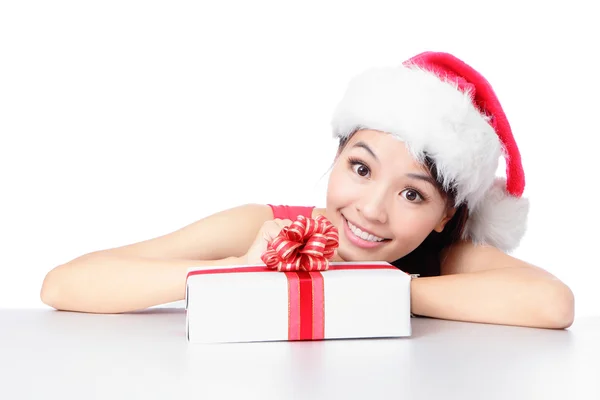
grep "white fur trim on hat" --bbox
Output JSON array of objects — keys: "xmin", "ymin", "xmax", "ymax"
[
  {"xmin": 463, "ymin": 178, "xmax": 530, "ymax": 252},
  {"xmin": 331, "ymin": 66, "xmax": 502, "ymax": 208}
]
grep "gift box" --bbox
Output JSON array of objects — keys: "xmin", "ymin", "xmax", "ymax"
[
  {"xmin": 185, "ymin": 214, "xmax": 413, "ymax": 343},
  {"xmin": 185, "ymin": 261, "xmax": 413, "ymax": 343}
]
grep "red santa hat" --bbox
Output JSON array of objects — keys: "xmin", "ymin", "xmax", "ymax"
[{"xmin": 330, "ymin": 51, "xmax": 529, "ymax": 252}]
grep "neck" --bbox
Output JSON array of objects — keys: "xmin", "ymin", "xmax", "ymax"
[{"xmin": 312, "ymin": 207, "xmax": 327, "ymax": 219}]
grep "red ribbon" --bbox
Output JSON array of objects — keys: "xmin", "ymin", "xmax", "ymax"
[
  {"xmin": 260, "ymin": 215, "xmax": 339, "ymax": 272},
  {"xmin": 285, "ymin": 270, "xmax": 325, "ymax": 340}
]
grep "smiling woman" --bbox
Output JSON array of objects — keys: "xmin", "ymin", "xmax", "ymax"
[
  {"xmin": 40, "ymin": 51, "xmax": 574, "ymax": 329},
  {"xmin": 330, "ymin": 130, "xmax": 468, "ymax": 277},
  {"xmin": 324, "ymin": 130, "xmax": 461, "ymax": 272}
]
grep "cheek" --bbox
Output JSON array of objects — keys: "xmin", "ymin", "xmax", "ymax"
[
  {"xmin": 389, "ymin": 209, "xmax": 442, "ymax": 246},
  {"xmin": 326, "ymin": 167, "xmax": 355, "ymax": 206}
]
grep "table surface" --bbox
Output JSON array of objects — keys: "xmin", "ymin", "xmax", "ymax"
[{"xmin": 1, "ymin": 308, "xmax": 599, "ymax": 400}]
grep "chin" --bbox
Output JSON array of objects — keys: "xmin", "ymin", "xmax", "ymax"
[
  {"xmin": 338, "ymin": 249, "xmax": 397, "ymax": 264},
  {"xmin": 336, "ymin": 239, "xmax": 389, "ymax": 263}
]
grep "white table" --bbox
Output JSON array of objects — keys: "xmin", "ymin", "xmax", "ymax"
[{"xmin": 1, "ymin": 308, "xmax": 598, "ymax": 399}]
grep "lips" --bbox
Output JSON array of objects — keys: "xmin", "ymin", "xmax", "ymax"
[
  {"xmin": 346, "ymin": 219, "xmax": 386, "ymax": 242},
  {"xmin": 342, "ymin": 216, "xmax": 390, "ymax": 249}
]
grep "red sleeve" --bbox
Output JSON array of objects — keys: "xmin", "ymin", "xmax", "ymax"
[{"xmin": 267, "ymin": 204, "xmax": 315, "ymax": 220}]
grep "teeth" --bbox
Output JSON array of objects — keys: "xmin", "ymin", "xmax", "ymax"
[{"xmin": 347, "ymin": 220, "xmax": 385, "ymax": 242}]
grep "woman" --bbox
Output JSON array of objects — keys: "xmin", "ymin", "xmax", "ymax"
[{"xmin": 40, "ymin": 51, "xmax": 574, "ymax": 329}]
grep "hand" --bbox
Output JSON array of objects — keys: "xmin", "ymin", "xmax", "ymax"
[{"xmin": 242, "ymin": 219, "xmax": 293, "ymax": 265}]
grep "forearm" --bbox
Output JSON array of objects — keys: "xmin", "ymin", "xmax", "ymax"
[
  {"xmin": 40, "ymin": 253, "xmax": 242, "ymax": 314},
  {"xmin": 410, "ymin": 267, "xmax": 575, "ymax": 329}
]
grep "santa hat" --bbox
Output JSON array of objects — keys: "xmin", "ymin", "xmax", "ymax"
[{"xmin": 330, "ymin": 51, "xmax": 529, "ymax": 252}]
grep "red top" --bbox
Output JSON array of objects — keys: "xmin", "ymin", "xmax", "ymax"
[{"xmin": 267, "ymin": 204, "xmax": 315, "ymax": 220}]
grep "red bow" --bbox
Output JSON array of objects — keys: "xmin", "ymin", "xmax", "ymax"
[{"xmin": 260, "ymin": 215, "xmax": 339, "ymax": 271}]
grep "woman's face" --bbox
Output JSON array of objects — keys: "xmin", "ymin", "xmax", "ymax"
[{"xmin": 326, "ymin": 129, "xmax": 455, "ymax": 263}]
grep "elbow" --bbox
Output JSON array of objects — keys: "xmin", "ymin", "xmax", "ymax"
[
  {"xmin": 40, "ymin": 263, "xmax": 75, "ymax": 310},
  {"xmin": 40, "ymin": 253, "xmax": 98, "ymax": 311},
  {"xmin": 40, "ymin": 268, "xmax": 63, "ymax": 310},
  {"xmin": 540, "ymin": 281, "xmax": 575, "ymax": 329}
]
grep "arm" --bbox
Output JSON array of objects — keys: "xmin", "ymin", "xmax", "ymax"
[
  {"xmin": 410, "ymin": 241, "xmax": 575, "ymax": 329},
  {"xmin": 94, "ymin": 203, "xmax": 274, "ymax": 260},
  {"xmin": 40, "ymin": 254, "xmax": 243, "ymax": 314},
  {"xmin": 40, "ymin": 203, "xmax": 274, "ymax": 313}
]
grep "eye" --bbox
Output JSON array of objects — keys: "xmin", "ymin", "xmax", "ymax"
[
  {"xmin": 349, "ymin": 158, "xmax": 371, "ymax": 178},
  {"xmin": 353, "ymin": 164, "xmax": 370, "ymax": 177},
  {"xmin": 401, "ymin": 188, "xmax": 424, "ymax": 203}
]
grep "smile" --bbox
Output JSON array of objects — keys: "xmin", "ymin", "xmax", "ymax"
[{"xmin": 343, "ymin": 216, "xmax": 390, "ymax": 249}]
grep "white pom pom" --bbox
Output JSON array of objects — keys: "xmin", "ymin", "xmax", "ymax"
[{"xmin": 463, "ymin": 178, "xmax": 530, "ymax": 253}]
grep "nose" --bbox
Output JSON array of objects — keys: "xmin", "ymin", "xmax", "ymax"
[{"xmin": 356, "ymin": 188, "xmax": 388, "ymax": 224}]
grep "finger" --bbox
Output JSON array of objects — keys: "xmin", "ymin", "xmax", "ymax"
[
  {"xmin": 276, "ymin": 219, "xmax": 293, "ymax": 228},
  {"xmin": 272, "ymin": 219, "xmax": 294, "ymax": 239},
  {"xmin": 262, "ymin": 221, "xmax": 285, "ymax": 241}
]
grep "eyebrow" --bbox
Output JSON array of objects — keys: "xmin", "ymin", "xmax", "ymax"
[
  {"xmin": 352, "ymin": 141, "xmax": 378, "ymax": 161},
  {"xmin": 405, "ymin": 173, "xmax": 438, "ymax": 189}
]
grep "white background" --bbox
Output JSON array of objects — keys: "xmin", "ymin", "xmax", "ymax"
[{"xmin": 1, "ymin": 1, "xmax": 598, "ymax": 319}]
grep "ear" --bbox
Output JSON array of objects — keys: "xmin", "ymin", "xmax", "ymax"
[{"xmin": 434, "ymin": 207, "xmax": 457, "ymax": 233}]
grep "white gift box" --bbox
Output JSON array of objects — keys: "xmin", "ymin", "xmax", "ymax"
[{"xmin": 185, "ymin": 261, "xmax": 412, "ymax": 344}]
